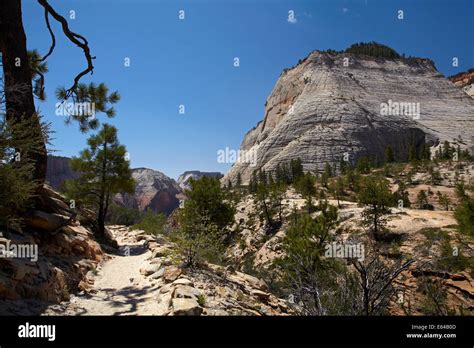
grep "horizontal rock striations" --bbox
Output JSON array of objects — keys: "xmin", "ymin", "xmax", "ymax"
[{"xmin": 224, "ymin": 50, "xmax": 474, "ymax": 184}]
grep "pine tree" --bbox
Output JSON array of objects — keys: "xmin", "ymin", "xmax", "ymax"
[
  {"xmin": 421, "ymin": 143, "xmax": 431, "ymax": 161},
  {"xmin": 63, "ymin": 124, "xmax": 135, "ymax": 237},
  {"xmin": 356, "ymin": 157, "xmax": 371, "ymax": 174},
  {"xmin": 290, "ymin": 158, "xmax": 304, "ymax": 182},
  {"xmin": 442, "ymin": 141, "xmax": 451, "ymax": 160},
  {"xmin": 345, "ymin": 168, "xmax": 360, "ymax": 192},
  {"xmin": 183, "ymin": 176, "xmax": 235, "ymax": 229},
  {"xmin": 339, "ymin": 156, "xmax": 348, "ymax": 174},
  {"xmin": 454, "ymin": 196, "xmax": 474, "ymax": 238},
  {"xmin": 357, "ymin": 175, "xmax": 393, "ymax": 239},
  {"xmin": 329, "ymin": 176, "xmax": 345, "ymax": 208},
  {"xmin": 321, "ymin": 162, "xmax": 333, "ymax": 188},
  {"xmin": 416, "ymin": 190, "xmax": 428, "ymax": 209},
  {"xmin": 256, "ymin": 179, "xmax": 273, "ymax": 227},
  {"xmin": 275, "ymin": 163, "xmax": 285, "ymax": 184},
  {"xmin": 436, "ymin": 191, "xmax": 451, "ymax": 211},
  {"xmin": 295, "ymin": 174, "xmax": 317, "ymax": 213}
]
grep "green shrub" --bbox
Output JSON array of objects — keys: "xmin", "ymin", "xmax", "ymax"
[{"xmin": 132, "ymin": 209, "xmax": 166, "ymax": 235}]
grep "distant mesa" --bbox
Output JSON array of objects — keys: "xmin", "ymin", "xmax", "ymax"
[{"xmin": 177, "ymin": 171, "xmax": 224, "ymax": 191}]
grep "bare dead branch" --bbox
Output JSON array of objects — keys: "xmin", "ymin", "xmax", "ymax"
[
  {"xmin": 37, "ymin": 0, "xmax": 95, "ymax": 99},
  {"xmin": 40, "ymin": 7, "xmax": 56, "ymax": 62}
]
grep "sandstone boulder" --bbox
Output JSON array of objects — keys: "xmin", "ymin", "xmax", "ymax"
[
  {"xmin": 172, "ymin": 298, "xmax": 203, "ymax": 316},
  {"xmin": 163, "ymin": 266, "xmax": 182, "ymax": 283}
]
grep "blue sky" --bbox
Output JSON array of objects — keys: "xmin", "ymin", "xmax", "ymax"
[{"xmin": 22, "ymin": 0, "xmax": 474, "ymax": 179}]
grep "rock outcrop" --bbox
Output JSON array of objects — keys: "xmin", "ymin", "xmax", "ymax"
[
  {"xmin": 224, "ymin": 49, "xmax": 474, "ymax": 184},
  {"xmin": 0, "ymin": 185, "xmax": 104, "ymax": 308},
  {"xmin": 449, "ymin": 69, "xmax": 474, "ymax": 98},
  {"xmin": 116, "ymin": 168, "xmax": 181, "ymax": 215},
  {"xmin": 177, "ymin": 171, "xmax": 223, "ymax": 191},
  {"xmin": 39, "ymin": 226, "xmax": 291, "ymax": 316}
]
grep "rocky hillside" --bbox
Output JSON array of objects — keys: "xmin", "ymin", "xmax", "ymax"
[
  {"xmin": 224, "ymin": 161, "xmax": 474, "ymax": 315},
  {"xmin": 0, "ymin": 186, "xmax": 105, "ymax": 311},
  {"xmin": 177, "ymin": 171, "xmax": 223, "ymax": 191},
  {"xmin": 224, "ymin": 48, "xmax": 474, "ymax": 184},
  {"xmin": 449, "ymin": 69, "xmax": 474, "ymax": 98},
  {"xmin": 116, "ymin": 168, "xmax": 181, "ymax": 216},
  {"xmin": 24, "ymin": 226, "xmax": 290, "ymax": 316}
]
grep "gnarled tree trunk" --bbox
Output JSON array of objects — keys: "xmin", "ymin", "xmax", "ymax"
[{"xmin": 0, "ymin": 0, "xmax": 47, "ymax": 184}]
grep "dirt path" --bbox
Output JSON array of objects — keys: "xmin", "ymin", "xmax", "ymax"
[{"xmin": 66, "ymin": 229, "xmax": 162, "ymax": 315}]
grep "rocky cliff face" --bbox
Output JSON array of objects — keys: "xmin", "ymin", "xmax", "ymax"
[
  {"xmin": 177, "ymin": 171, "xmax": 223, "ymax": 191},
  {"xmin": 225, "ymin": 51, "xmax": 474, "ymax": 184},
  {"xmin": 115, "ymin": 168, "xmax": 181, "ymax": 216},
  {"xmin": 46, "ymin": 155, "xmax": 79, "ymax": 189}
]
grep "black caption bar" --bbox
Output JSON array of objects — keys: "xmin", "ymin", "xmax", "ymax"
[{"xmin": 0, "ymin": 316, "xmax": 472, "ymax": 347}]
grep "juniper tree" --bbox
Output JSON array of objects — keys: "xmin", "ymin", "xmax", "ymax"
[{"xmin": 63, "ymin": 124, "xmax": 134, "ymax": 237}]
